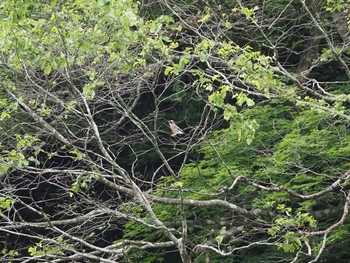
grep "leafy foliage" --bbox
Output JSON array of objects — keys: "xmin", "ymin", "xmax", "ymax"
[{"xmin": 0, "ymin": 0, "xmax": 350, "ymax": 262}]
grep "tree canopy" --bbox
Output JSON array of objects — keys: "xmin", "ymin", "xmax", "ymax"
[{"xmin": 0, "ymin": 0, "xmax": 350, "ymax": 262}]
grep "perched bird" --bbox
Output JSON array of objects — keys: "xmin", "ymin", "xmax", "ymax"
[{"xmin": 169, "ymin": 120, "xmax": 184, "ymax": 137}]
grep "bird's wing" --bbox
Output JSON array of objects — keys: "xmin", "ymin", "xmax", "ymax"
[
  {"xmin": 170, "ymin": 124, "xmax": 177, "ymax": 133},
  {"xmin": 174, "ymin": 124, "xmax": 183, "ymax": 132}
]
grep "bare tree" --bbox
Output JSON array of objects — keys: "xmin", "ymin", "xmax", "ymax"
[{"xmin": 1, "ymin": 0, "xmax": 350, "ymax": 262}]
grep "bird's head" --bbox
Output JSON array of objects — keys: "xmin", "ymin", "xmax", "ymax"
[{"xmin": 169, "ymin": 120, "xmax": 175, "ymax": 124}]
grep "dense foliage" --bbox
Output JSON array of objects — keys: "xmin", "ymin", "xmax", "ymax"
[{"xmin": 0, "ymin": 0, "xmax": 349, "ymax": 262}]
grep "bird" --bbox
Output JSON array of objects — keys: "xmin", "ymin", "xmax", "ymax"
[{"xmin": 169, "ymin": 120, "xmax": 184, "ymax": 137}]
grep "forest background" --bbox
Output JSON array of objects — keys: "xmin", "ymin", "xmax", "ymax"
[{"xmin": 0, "ymin": 0, "xmax": 350, "ymax": 262}]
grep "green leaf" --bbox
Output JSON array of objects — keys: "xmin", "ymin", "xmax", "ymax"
[
  {"xmin": 164, "ymin": 66, "xmax": 173, "ymax": 75},
  {"xmin": 198, "ymin": 14, "xmax": 210, "ymax": 23},
  {"xmin": 69, "ymin": 149, "xmax": 83, "ymax": 161},
  {"xmin": 44, "ymin": 64, "xmax": 52, "ymax": 75},
  {"xmin": 0, "ymin": 111, "xmax": 11, "ymax": 120},
  {"xmin": 0, "ymin": 197, "xmax": 12, "ymax": 210},
  {"xmin": 215, "ymin": 227, "xmax": 226, "ymax": 245},
  {"xmin": 172, "ymin": 181, "xmax": 183, "ymax": 188}
]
